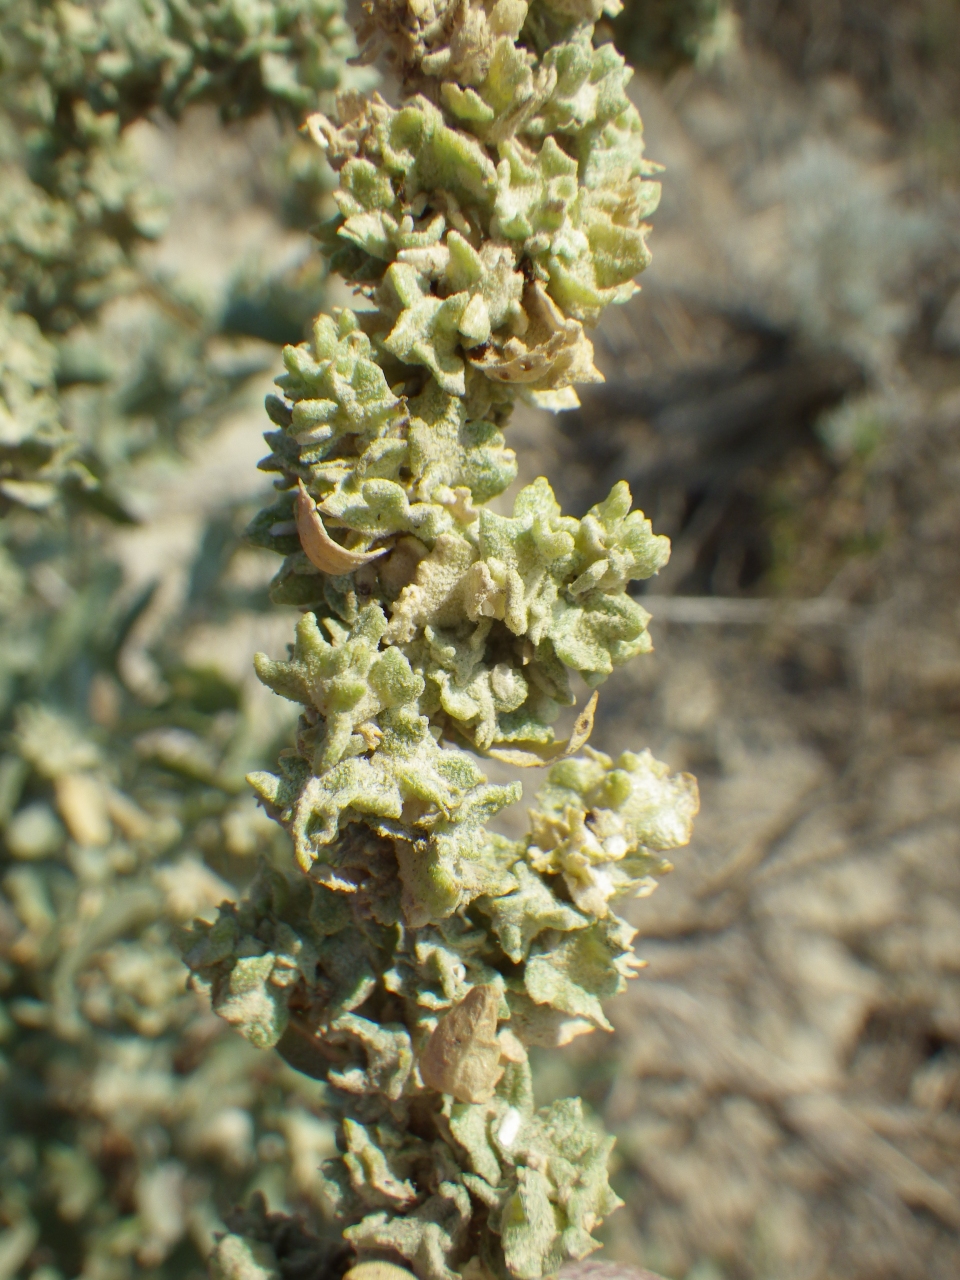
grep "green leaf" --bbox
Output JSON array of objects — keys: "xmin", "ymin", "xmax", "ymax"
[
  {"xmin": 477, "ymin": 862, "xmax": 588, "ymax": 963},
  {"xmin": 213, "ymin": 952, "xmax": 290, "ymax": 1050},
  {"xmin": 524, "ymin": 916, "xmax": 642, "ymax": 1031},
  {"xmin": 501, "ymin": 1166, "xmax": 561, "ymax": 1280}
]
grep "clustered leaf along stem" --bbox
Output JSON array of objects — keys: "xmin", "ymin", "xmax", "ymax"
[{"xmin": 185, "ymin": 3, "xmax": 700, "ymax": 1277}]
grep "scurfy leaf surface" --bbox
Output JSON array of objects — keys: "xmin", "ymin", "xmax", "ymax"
[{"xmin": 189, "ymin": 3, "xmax": 700, "ymax": 1277}]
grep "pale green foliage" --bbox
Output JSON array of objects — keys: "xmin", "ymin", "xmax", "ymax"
[
  {"xmin": 0, "ymin": 285, "xmax": 283, "ymax": 518},
  {"xmin": 0, "ymin": 309, "xmax": 67, "ymax": 507},
  {"xmin": 211, "ymin": 1234, "xmax": 283, "ymax": 1280},
  {"xmin": 252, "ymin": 313, "xmax": 670, "ymax": 753},
  {"xmin": 0, "ymin": 52, "xmax": 355, "ymax": 1243},
  {"xmin": 188, "ymin": 2, "xmax": 700, "ymax": 1277},
  {"xmin": 497, "ymin": 1098, "xmax": 622, "ymax": 1280},
  {"xmin": 189, "ymin": 747, "xmax": 679, "ymax": 1047},
  {"xmin": 0, "ymin": 551, "xmax": 342, "ymax": 1277},
  {"xmin": 0, "ymin": 96, "xmax": 164, "ymax": 331},
  {"xmin": 0, "ymin": 0, "xmax": 352, "ymax": 329},
  {"xmin": 310, "ymin": 8, "xmax": 661, "ymax": 400},
  {"xmin": 246, "ymin": 676, "xmax": 522, "ymax": 887},
  {"xmin": 3, "ymin": 0, "xmax": 352, "ymax": 121},
  {"xmin": 0, "ymin": 0, "xmax": 354, "ymax": 511},
  {"xmin": 0, "ymin": 6, "xmax": 413, "ymax": 1277},
  {"xmin": 248, "ymin": 307, "xmax": 518, "ymax": 554},
  {"xmin": 0, "ymin": 161, "xmax": 365, "ymax": 1258},
  {"xmin": 186, "ymin": 753, "xmax": 695, "ymax": 1277},
  {"xmin": 527, "ymin": 746, "xmax": 700, "ymax": 916}
]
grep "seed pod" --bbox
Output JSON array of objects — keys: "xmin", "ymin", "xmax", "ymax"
[
  {"xmin": 419, "ymin": 984, "xmax": 504, "ymax": 1104},
  {"xmin": 295, "ymin": 479, "xmax": 388, "ymax": 574}
]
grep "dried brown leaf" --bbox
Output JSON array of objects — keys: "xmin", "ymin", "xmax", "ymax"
[
  {"xmin": 295, "ymin": 480, "xmax": 388, "ymax": 574},
  {"xmin": 487, "ymin": 691, "xmax": 599, "ymax": 767},
  {"xmin": 419, "ymin": 984, "xmax": 504, "ymax": 1103}
]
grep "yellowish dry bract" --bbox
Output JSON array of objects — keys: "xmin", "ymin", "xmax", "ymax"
[{"xmin": 419, "ymin": 984, "xmax": 505, "ymax": 1102}]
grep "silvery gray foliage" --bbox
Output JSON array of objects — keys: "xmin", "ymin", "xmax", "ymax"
[
  {"xmin": 0, "ymin": 0, "xmax": 353, "ymax": 510},
  {"xmin": 0, "ymin": 4, "xmax": 360, "ymax": 1267},
  {"xmin": 0, "ymin": 0, "xmax": 353, "ymax": 328},
  {"xmin": 0, "ymin": 496, "xmax": 339, "ymax": 1277},
  {"xmin": 187, "ymin": 3, "xmax": 700, "ymax": 1278}
]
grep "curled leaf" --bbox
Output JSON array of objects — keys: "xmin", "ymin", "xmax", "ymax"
[
  {"xmin": 295, "ymin": 479, "xmax": 388, "ymax": 574},
  {"xmin": 469, "ymin": 282, "xmax": 603, "ymax": 391},
  {"xmin": 487, "ymin": 691, "xmax": 598, "ymax": 767}
]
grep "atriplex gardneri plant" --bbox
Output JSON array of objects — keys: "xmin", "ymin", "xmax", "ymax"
[{"xmin": 185, "ymin": 2, "xmax": 700, "ymax": 1276}]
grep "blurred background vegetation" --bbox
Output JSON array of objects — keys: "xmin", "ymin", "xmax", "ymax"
[{"xmin": 1, "ymin": 2, "xmax": 959, "ymax": 1279}]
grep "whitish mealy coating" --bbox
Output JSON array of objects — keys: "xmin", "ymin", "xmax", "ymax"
[
  {"xmin": 252, "ymin": 474, "xmax": 668, "ymax": 764},
  {"xmin": 306, "ymin": 11, "xmax": 660, "ymax": 401},
  {"xmin": 186, "ymin": 754, "xmax": 697, "ymax": 1280},
  {"xmin": 527, "ymin": 746, "xmax": 700, "ymax": 917},
  {"xmin": 251, "ymin": 309, "xmax": 670, "ymax": 759},
  {"xmin": 199, "ymin": 2, "xmax": 698, "ymax": 1278}
]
